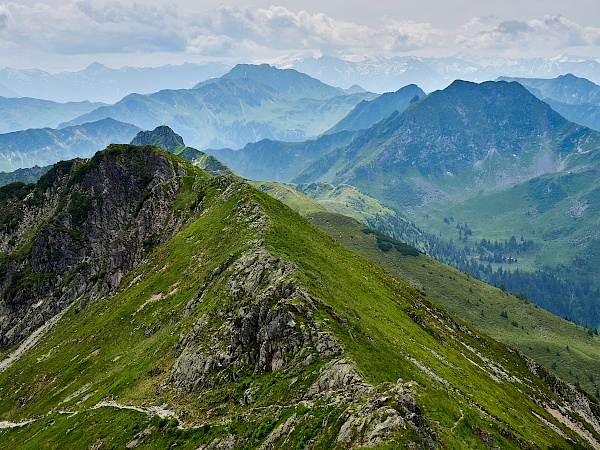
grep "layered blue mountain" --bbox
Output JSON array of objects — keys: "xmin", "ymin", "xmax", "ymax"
[
  {"xmin": 206, "ymin": 84, "xmax": 424, "ymax": 182},
  {"xmin": 61, "ymin": 64, "xmax": 375, "ymax": 150},
  {"xmin": 0, "ymin": 118, "xmax": 141, "ymax": 171},
  {"xmin": 0, "ymin": 96, "xmax": 104, "ymax": 134},
  {"xmin": 324, "ymin": 84, "xmax": 425, "ymax": 134},
  {"xmin": 499, "ymin": 74, "xmax": 600, "ymax": 131},
  {"xmin": 0, "ymin": 62, "xmax": 230, "ymax": 103},
  {"xmin": 294, "ymin": 80, "xmax": 599, "ymax": 206},
  {"xmin": 287, "ymin": 54, "xmax": 600, "ymax": 93},
  {"xmin": 208, "ymin": 131, "xmax": 358, "ymax": 182},
  {"xmin": 213, "ymin": 63, "xmax": 350, "ymax": 98},
  {"xmin": 0, "ymin": 165, "xmax": 50, "ymax": 186}
]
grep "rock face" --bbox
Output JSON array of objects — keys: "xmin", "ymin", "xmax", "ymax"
[
  {"xmin": 169, "ymin": 237, "xmax": 440, "ymax": 448},
  {"xmin": 523, "ymin": 354, "xmax": 600, "ymax": 439},
  {"xmin": 171, "ymin": 248, "xmax": 341, "ymax": 390},
  {"xmin": 0, "ymin": 144, "xmax": 201, "ymax": 349},
  {"xmin": 130, "ymin": 125, "xmax": 235, "ymax": 177}
]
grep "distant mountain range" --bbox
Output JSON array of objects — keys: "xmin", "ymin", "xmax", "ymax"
[
  {"xmin": 284, "ymin": 54, "xmax": 600, "ymax": 93},
  {"xmin": 324, "ymin": 84, "xmax": 425, "ymax": 134},
  {"xmin": 0, "ymin": 97, "xmax": 104, "ymax": 134},
  {"xmin": 0, "ymin": 165, "xmax": 50, "ymax": 186},
  {"xmin": 499, "ymin": 73, "xmax": 600, "ymax": 132},
  {"xmin": 294, "ymin": 79, "xmax": 596, "ymax": 202},
  {"xmin": 5, "ymin": 53, "xmax": 600, "ymax": 105},
  {"xmin": 208, "ymin": 84, "xmax": 425, "ymax": 182},
  {"xmin": 0, "ymin": 62, "xmax": 230, "ymax": 103},
  {"xmin": 209, "ymin": 131, "xmax": 358, "ymax": 183},
  {"xmin": 61, "ymin": 64, "xmax": 375, "ymax": 150},
  {"xmin": 0, "ymin": 118, "xmax": 141, "ymax": 171}
]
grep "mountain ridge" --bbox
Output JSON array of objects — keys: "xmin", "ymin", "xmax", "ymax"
[
  {"xmin": 60, "ymin": 64, "xmax": 375, "ymax": 150},
  {"xmin": 0, "ymin": 118, "xmax": 142, "ymax": 172},
  {"xmin": 0, "ymin": 62, "xmax": 230, "ymax": 103},
  {"xmin": 498, "ymin": 73, "xmax": 600, "ymax": 131},
  {"xmin": 0, "ymin": 145, "xmax": 599, "ymax": 447},
  {"xmin": 294, "ymin": 79, "xmax": 599, "ymax": 206},
  {"xmin": 0, "ymin": 96, "xmax": 105, "ymax": 134},
  {"xmin": 130, "ymin": 125, "xmax": 236, "ymax": 177},
  {"xmin": 325, "ymin": 84, "xmax": 426, "ymax": 134}
]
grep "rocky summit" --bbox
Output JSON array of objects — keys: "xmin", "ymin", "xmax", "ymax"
[{"xmin": 0, "ymin": 145, "xmax": 599, "ymax": 448}]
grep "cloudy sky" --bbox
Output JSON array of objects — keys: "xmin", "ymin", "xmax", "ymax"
[{"xmin": 1, "ymin": 0, "xmax": 599, "ymax": 72}]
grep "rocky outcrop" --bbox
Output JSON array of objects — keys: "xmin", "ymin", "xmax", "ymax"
[
  {"xmin": 523, "ymin": 353, "xmax": 600, "ymax": 442},
  {"xmin": 171, "ymin": 249, "xmax": 341, "ymax": 390},
  {"xmin": 170, "ymin": 245, "xmax": 439, "ymax": 449},
  {"xmin": 130, "ymin": 125, "xmax": 185, "ymax": 153},
  {"xmin": 306, "ymin": 359, "xmax": 437, "ymax": 449},
  {"xmin": 0, "ymin": 144, "xmax": 202, "ymax": 349}
]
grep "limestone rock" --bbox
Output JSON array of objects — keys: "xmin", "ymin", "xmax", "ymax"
[
  {"xmin": 171, "ymin": 249, "xmax": 341, "ymax": 390},
  {"xmin": 0, "ymin": 145, "xmax": 199, "ymax": 349}
]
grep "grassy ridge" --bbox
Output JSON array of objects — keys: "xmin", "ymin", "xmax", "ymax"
[
  {"xmin": 307, "ymin": 211, "xmax": 600, "ymax": 399},
  {"xmin": 259, "ymin": 181, "xmax": 600, "ymax": 399},
  {"xmin": 0, "ymin": 152, "xmax": 598, "ymax": 447},
  {"xmin": 257, "ymin": 187, "xmax": 600, "ymax": 448}
]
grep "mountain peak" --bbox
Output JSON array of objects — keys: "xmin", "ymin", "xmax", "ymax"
[
  {"xmin": 221, "ymin": 63, "xmax": 343, "ymax": 99},
  {"xmin": 130, "ymin": 125, "xmax": 186, "ymax": 153},
  {"xmin": 325, "ymin": 83, "xmax": 426, "ymax": 134},
  {"xmin": 296, "ymin": 78, "xmax": 597, "ymax": 207},
  {"xmin": 84, "ymin": 62, "xmax": 109, "ymax": 72}
]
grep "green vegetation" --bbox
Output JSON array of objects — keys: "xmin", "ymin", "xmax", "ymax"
[
  {"xmin": 413, "ymin": 166, "xmax": 600, "ymax": 327},
  {"xmin": 67, "ymin": 190, "xmax": 95, "ymax": 226},
  {"xmin": 276, "ymin": 188, "xmax": 600, "ymax": 399},
  {"xmin": 253, "ymin": 181, "xmax": 600, "ymax": 400},
  {"xmin": 0, "ymin": 147, "xmax": 598, "ymax": 448}
]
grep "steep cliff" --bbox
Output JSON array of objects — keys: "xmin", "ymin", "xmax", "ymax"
[{"xmin": 0, "ymin": 144, "xmax": 205, "ymax": 349}]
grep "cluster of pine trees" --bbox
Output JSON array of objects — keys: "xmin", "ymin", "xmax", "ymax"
[{"xmin": 366, "ymin": 213, "xmax": 600, "ymax": 328}]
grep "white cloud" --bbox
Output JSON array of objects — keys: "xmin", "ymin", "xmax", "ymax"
[
  {"xmin": 0, "ymin": 2, "xmax": 446, "ymax": 59},
  {"xmin": 0, "ymin": 1, "xmax": 187, "ymax": 54},
  {"xmin": 186, "ymin": 35, "xmax": 234, "ymax": 56},
  {"xmin": 0, "ymin": 2, "xmax": 599, "ymax": 69},
  {"xmin": 454, "ymin": 14, "xmax": 600, "ymax": 56},
  {"xmin": 0, "ymin": 4, "xmax": 11, "ymax": 29}
]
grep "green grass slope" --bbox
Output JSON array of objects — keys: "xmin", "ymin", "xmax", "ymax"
[
  {"xmin": 0, "ymin": 148, "xmax": 598, "ymax": 448},
  {"xmin": 255, "ymin": 181, "xmax": 600, "ymax": 400},
  {"xmin": 412, "ymin": 159, "xmax": 600, "ymax": 326}
]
